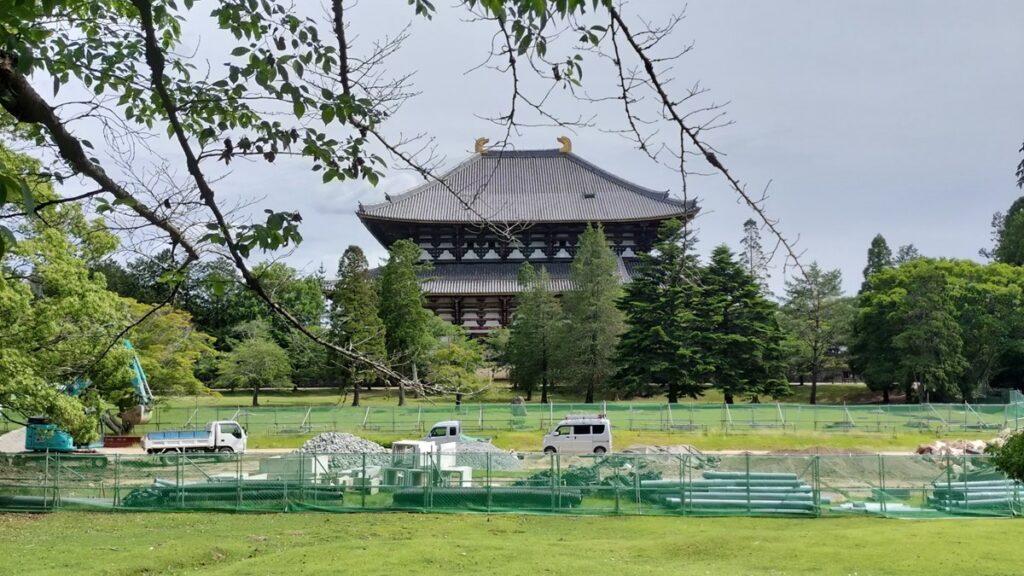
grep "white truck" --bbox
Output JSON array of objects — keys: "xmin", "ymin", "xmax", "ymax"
[
  {"xmin": 142, "ymin": 420, "xmax": 247, "ymax": 454},
  {"xmin": 542, "ymin": 414, "xmax": 613, "ymax": 455},
  {"xmin": 423, "ymin": 420, "xmax": 489, "ymax": 446}
]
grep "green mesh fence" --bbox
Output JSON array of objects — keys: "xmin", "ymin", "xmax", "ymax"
[
  {"xmin": 131, "ymin": 400, "xmax": 1024, "ymax": 437},
  {"xmin": 1, "ymin": 451, "xmax": 1020, "ymax": 518}
]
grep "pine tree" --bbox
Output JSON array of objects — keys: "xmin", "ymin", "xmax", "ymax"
[
  {"xmin": 740, "ymin": 218, "xmax": 770, "ymax": 293},
  {"xmin": 894, "ymin": 244, "xmax": 922, "ymax": 264},
  {"xmin": 378, "ymin": 239, "xmax": 432, "ymax": 405},
  {"xmin": 699, "ymin": 245, "xmax": 788, "ymax": 404},
  {"xmin": 329, "ymin": 246, "xmax": 387, "ymax": 407},
  {"xmin": 560, "ymin": 224, "xmax": 624, "ymax": 403},
  {"xmin": 615, "ymin": 219, "xmax": 705, "ymax": 402},
  {"xmin": 508, "ymin": 263, "xmax": 562, "ymax": 403},
  {"xmin": 861, "ymin": 234, "xmax": 893, "ymax": 292},
  {"xmin": 779, "ymin": 263, "xmax": 848, "ymax": 405}
]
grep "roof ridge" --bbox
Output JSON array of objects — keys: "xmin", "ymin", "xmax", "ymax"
[
  {"xmin": 560, "ymin": 152, "xmax": 689, "ymax": 207},
  {"xmin": 359, "ymin": 152, "xmax": 486, "ymax": 211}
]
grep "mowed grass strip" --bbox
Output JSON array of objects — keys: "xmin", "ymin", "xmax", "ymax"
[{"xmin": 0, "ymin": 512, "xmax": 1017, "ymax": 576}]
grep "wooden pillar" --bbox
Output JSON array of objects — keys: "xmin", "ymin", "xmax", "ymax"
[
  {"xmin": 453, "ymin": 297, "xmax": 464, "ymax": 326},
  {"xmin": 499, "ymin": 296, "xmax": 512, "ymax": 326}
]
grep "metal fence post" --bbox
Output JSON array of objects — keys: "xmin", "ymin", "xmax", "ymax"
[
  {"xmin": 813, "ymin": 455, "xmax": 821, "ymax": 517},
  {"xmin": 634, "ymin": 454, "xmax": 641, "ymax": 514},
  {"xmin": 114, "ymin": 454, "xmax": 121, "ymax": 508},
  {"xmin": 236, "ymin": 452, "xmax": 242, "ymax": 511},
  {"xmin": 361, "ymin": 452, "xmax": 367, "ymax": 510},
  {"xmin": 745, "ymin": 452, "xmax": 751, "ymax": 515},
  {"xmin": 878, "ymin": 455, "xmax": 887, "ymax": 516},
  {"xmin": 486, "ymin": 452, "xmax": 492, "ymax": 513}
]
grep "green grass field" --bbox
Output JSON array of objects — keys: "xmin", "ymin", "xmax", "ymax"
[{"xmin": 1, "ymin": 512, "xmax": 1018, "ymax": 575}]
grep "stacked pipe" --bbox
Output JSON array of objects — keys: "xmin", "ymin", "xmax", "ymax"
[
  {"xmin": 929, "ymin": 479, "xmax": 1023, "ymax": 513},
  {"xmin": 122, "ymin": 480, "xmax": 345, "ymax": 508},
  {"xmin": 641, "ymin": 471, "xmax": 820, "ymax": 515}
]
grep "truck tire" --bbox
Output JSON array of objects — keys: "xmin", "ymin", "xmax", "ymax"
[
  {"xmin": 593, "ymin": 446, "xmax": 607, "ymax": 455},
  {"xmin": 217, "ymin": 446, "xmax": 233, "ymax": 453}
]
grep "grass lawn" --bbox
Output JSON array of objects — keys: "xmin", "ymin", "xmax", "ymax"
[
  {"xmin": 245, "ymin": 429, "xmax": 951, "ymax": 452},
  {"xmin": 0, "ymin": 512, "xmax": 1017, "ymax": 575}
]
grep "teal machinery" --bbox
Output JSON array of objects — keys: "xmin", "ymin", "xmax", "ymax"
[{"xmin": 25, "ymin": 340, "xmax": 154, "ymax": 452}]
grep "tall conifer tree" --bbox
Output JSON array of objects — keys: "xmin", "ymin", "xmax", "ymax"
[
  {"xmin": 378, "ymin": 239, "xmax": 432, "ymax": 405},
  {"xmin": 329, "ymin": 246, "xmax": 387, "ymax": 407},
  {"xmin": 508, "ymin": 263, "xmax": 562, "ymax": 403},
  {"xmin": 699, "ymin": 245, "xmax": 788, "ymax": 404},
  {"xmin": 560, "ymin": 224, "xmax": 623, "ymax": 403},
  {"xmin": 615, "ymin": 219, "xmax": 705, "ymax": 402}
]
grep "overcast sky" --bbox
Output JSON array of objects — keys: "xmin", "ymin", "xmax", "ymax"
[{"xmin": 60, "ymin": 1, "xmax": 1024, "ymax": 295}]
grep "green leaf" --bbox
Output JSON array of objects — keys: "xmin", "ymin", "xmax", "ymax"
[
  {"xmin": 20, "ymin": 179, "xmax": 35, "ymax": 217},
  {"xmin": 230, "ymin": 46, "xmax": 249, "ymax": 56},
  {"xmin": 0, "ymin": 225, "xmax": 14, "ymax": 258}
]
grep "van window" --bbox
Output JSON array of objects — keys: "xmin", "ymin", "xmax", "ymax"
[
  {"xmin": 573, "ymin": 424, "xmax": 591, "ymax": 435},
  {"xmin": 555, "ymin": 425, "xmax": 573, "ymax": 436},
  {"xmin": 429, "ymin": 426, "xmax": 447, "ymax": 437},
  {"xmin": 592, "ymin": 424, "xmax": 606, "ymax": 435}
]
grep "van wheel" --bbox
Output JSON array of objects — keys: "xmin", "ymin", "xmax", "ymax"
[
  {"xmin": 543, "ymin": 447, "xmax": 557, "ymax": 455},
  {"xmin": 593, "ymin": 447, "xmax": 607, "ymax": 455}
]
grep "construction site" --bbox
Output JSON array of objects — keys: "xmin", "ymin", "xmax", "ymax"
[{"xmin": 2, "ymin": 404, "xmax": 1021, "ymax": 519}]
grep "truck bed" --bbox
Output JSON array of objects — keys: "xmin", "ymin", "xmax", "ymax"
[{"xmin": 146, "ymin": 430, "xmax": 208, "ymax": 441}]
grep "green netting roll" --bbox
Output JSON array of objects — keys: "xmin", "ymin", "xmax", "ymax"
[{"xmin": 391, "ymin": 487, "xmax": 583, "ymax": 509}]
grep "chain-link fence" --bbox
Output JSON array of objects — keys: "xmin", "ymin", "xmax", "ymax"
[
  {"xmin": 1, "ymin": 450, "xmax": 1020, "ymax": 518},
  {"xmin": 132, "ymin": 400, "xmax": 1024, "ymax": 437}
]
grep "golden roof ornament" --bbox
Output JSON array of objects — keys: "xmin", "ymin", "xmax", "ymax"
[
  {"xmin": 557, "ymin": 136, "xmax": 572, "ymax": 153},
  {"xmin": 474, "ymin": 137, "xmax": 490, "ymax": 154}
]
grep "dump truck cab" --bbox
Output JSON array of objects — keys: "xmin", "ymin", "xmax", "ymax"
[{"xmin": 424, "ymin": 420, "xmax": 461, "ymax": 444}]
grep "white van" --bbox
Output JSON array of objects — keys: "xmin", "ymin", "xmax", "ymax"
[{"xmin": 542, "ymin": 414, "xmax": 612, "ymax": 454}]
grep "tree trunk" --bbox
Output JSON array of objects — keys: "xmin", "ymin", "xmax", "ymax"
[
  {"xmin": 882, "ymin": 387, "xmax": 889, "ymax": 404},
  {"xmin": 455, "ymin": 392, "xmax": 463, "ymax": 407},
  {"xmin": 724, "ymin": 392, "xmax": 735, "ymax": 405},
  {"xmin": 352, "ymin": 382, "xmax": 361, "ymax": 407},
  {"xmin": 667, "ymin": 382, "xmax": 678, "ymax": 404},
  {"xmin": 810, "ymin": 373, "xmax": 818, "ymax": 405},
  {"xmin": 525, "ymin": 388, "xmax": 532, "ymax": 401},
  {"xmin": 251, "ymin": 385, "xmax": 260, "ymax": 407},
  {"xmin": 798, "ymin": 375, "xmax": 805, "ymax": 386},
  {"xmin": 585, "ymin": 378, "xmax": 595, "ymax": 404}
]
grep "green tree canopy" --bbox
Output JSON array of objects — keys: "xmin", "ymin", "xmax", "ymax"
[
  {"xmin": 559, "ymin": 224, "xmax": 624, "ymax": 403},
  {"xmin": 779, "ymin": 263, "xmax": 849, "ymax": 405},
  {"xmin": 378, "ymin": 238, "xmax": 432, "ymax": 405},
  {"xmin": 861, "ymin": 234, "xmax": 893, "ymax": 292},
  {"xmin": 0, "ymin": 145, "xmax": 133, "ymax": 442},
  {"xmin": 217, "ymin": 322, "xmax": 292, "ymax": 407},
  {"xmin": 508, "ymin": 263, "xmax": 563, "ymax": 403},
  {"xmin": 329, "ymin": 245, "xmax": 387, "ymax": 406},
  {"xmin": 699, "ymin": 245, "xmax": 788, "ymax": 404},
  {"xmin": 615, "ymin": 219, "xmax": 705, "ymax": 402},
  {"xmin": 124, "ymin": 298, "xmax": 217, "ymax": 397},
  {"xmin": 851, "ymin": 259, "xmax": 1022, "ymax": 402}
]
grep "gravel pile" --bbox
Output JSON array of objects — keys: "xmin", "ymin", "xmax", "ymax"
[
  {"xmin": 296, "ymin": 432, "xmax": 390, "ymax": 470},
  {"xmin": 454, "ymin": 441, "xmax": 521, "ymax": 470}
]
